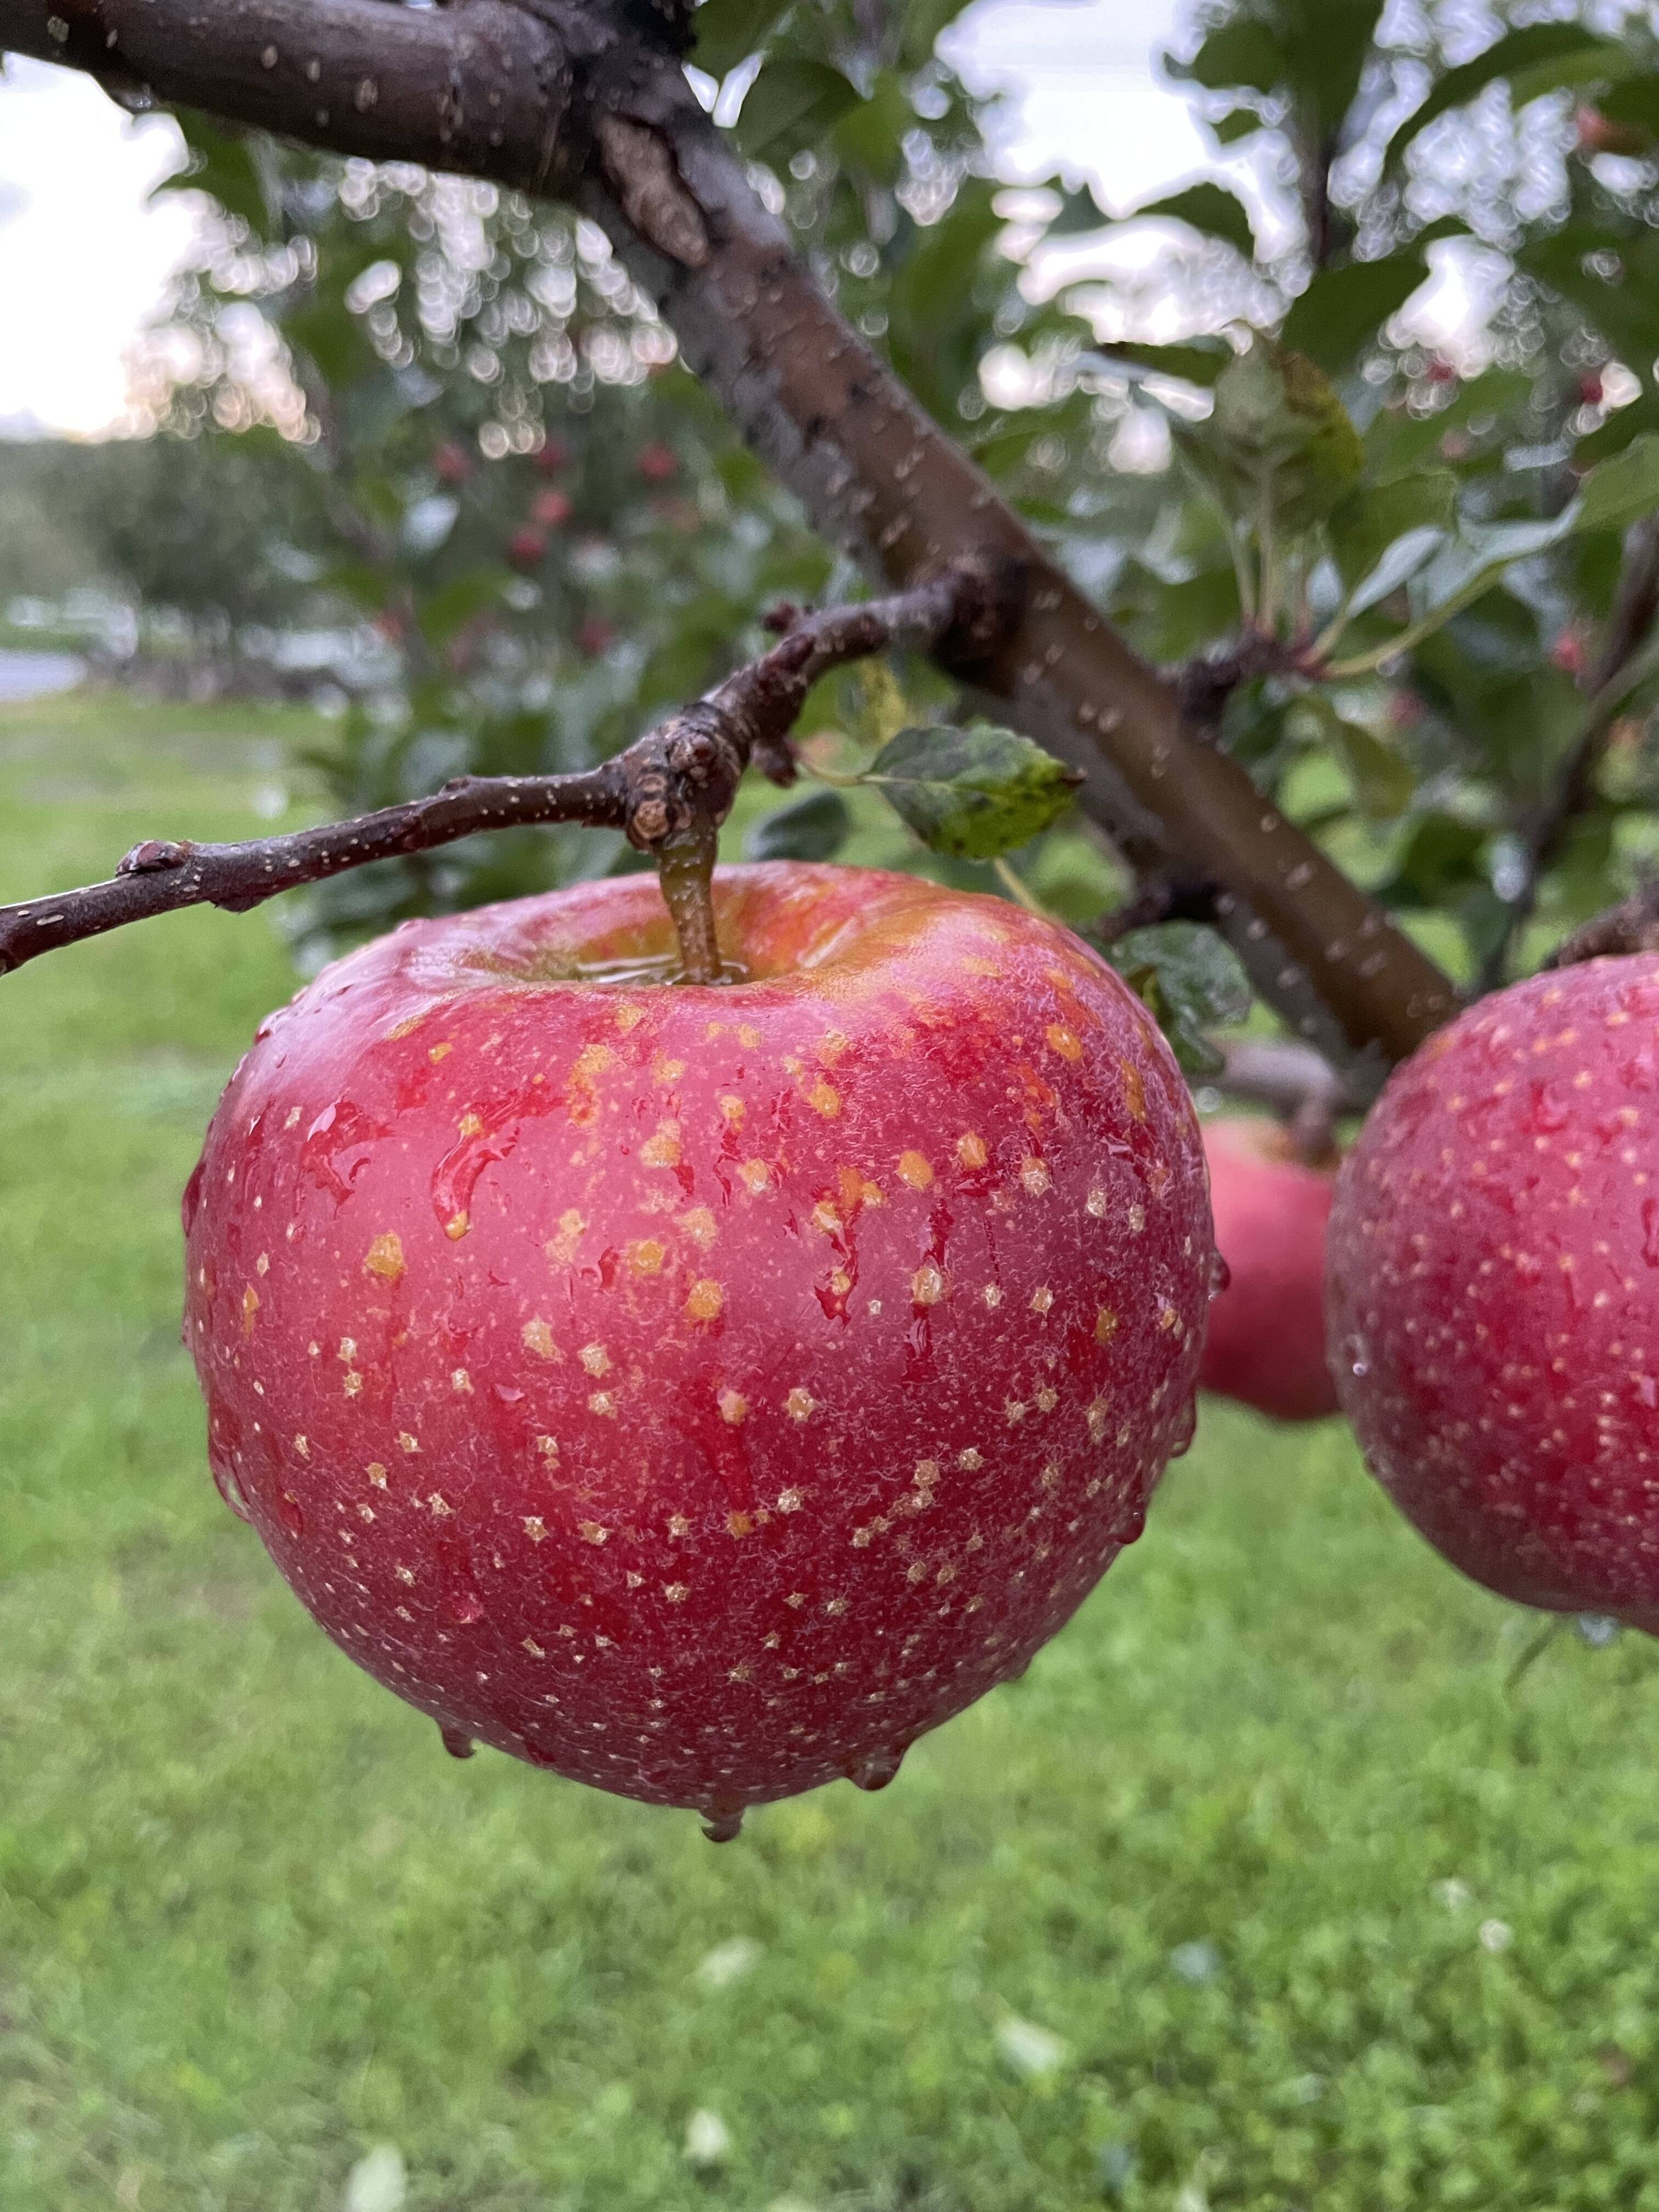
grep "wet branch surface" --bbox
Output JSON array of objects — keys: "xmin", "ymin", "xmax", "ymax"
[
  {"xmin": 0, "ymin": 0, "xmax": 1460, "ymax": 1085},
  {"xmin": 1545, "ymin": 879, "xmax": 1659, "ymax": 968},
  {"xmin": 0, "ymin": 571, "xmax": 973, "ymax": 985}
]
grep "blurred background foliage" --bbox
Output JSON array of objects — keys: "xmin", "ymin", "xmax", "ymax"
[{"xmin": 10, "ymin": 0, "xmax": 1659, "ymax": 1014}]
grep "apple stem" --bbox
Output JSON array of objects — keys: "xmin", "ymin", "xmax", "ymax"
[{"xmin": 657, "ymin": 822, "xmax": 722, "ymax": 984}]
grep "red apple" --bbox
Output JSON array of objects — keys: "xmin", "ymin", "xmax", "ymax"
[
  {"xmin": 1327, "ymin": 955, "xmax": 1659, "ymax": 1630},
  {"xmin": 1550, "ymin": 629, "xmax": 1588, "ymax": 679},
  {"xmin": 577, "ymin": 614, "xmax": 615, "ymax": 656},
  {"xmin": 1576, "ymin": 105, "xmax": 1649, "ymax": 157},
  {"xmin": 532, "ymin": 489, "xmax": 573, "ymax": 529},
  {"xmin": 1199, "ymin": 1119, "xmax": 1339, "ymax": 1422},
  {"xmin": 507, "ymin": 527, "xmax": 547, "ymax": 572},
  {"xmin": 433, "ymin": 440, "xmax": 472, "ymax": 486},
  {"xmin": 536, "ymin": 437, "xmax": 571, "ymax": 473},
  {"xmin": 1578, "ymin": 370, "xmax": 1606, "ymax": 409},
  {"xmin": 636, "ymin": 442, "xmax": 679, "ymax": 483},
  {"xmin": 183, "ymin": 865, "xmax": 1212, "ymax": 1832}
]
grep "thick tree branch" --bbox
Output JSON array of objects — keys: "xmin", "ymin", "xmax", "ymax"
[
  {"xmin": 1479, "ymin": 515, "xmax": 1659, "ymax": 995},
  {"xmin": 0, "ymin": 0, "xmax": 1459, "ymax": 1091},
  {"xmin": 0, "ymin": 573, "xmax": 969, "ymax": 983}
]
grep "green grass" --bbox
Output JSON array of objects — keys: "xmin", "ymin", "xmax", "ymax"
[{"xmin": 5, "ymin": 692, "xmax": 1659, "ymax": 2212}]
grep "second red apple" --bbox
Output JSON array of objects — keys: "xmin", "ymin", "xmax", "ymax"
[{"xmin": 1199, "ymin": 1118, "xmax": 1339, "ymax": 1422}]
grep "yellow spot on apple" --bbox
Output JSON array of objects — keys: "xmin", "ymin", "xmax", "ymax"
[
  {"xmin": 664, "ymin": 1582, "xmax": 689, "ymax": 1602},
  {"xmin": 957, "ymin": 1132, "xmax": 988, "ymax": 1170},
  {"xmin": 522, "ymin": 1317, "xmax": 559, "ymax": 1359},
  {"xmin": 720, "ymin": 1094, "xmax": 746, "ymax": 1125},
  {"xmin": 367, "ymin": 1463, "xmax": 388, "ymax": 1488},
  {"xmin": 284, "ymin": 1105, "xmax": 302, "ymax": 1130},
  {"xmin": 726, "ymin": 1511, "xmax": 753, "ymax": 1538},
  {"xmin": 428, "ymin": 1042, "xmax": 453, "ymax": 1064},
  {"xmin": 627, "ymin": 1239, "xmax": 667, "ymax": 1274},
  {"xmin": 1046, "ymin": 1024, "xmax": 1082, "ymax": 1062},
  {"xmin": 737, "ymin": 1024, "xmax": 761, "ymax": 1049},
  {"xmin": 535, "ymin": 1435, "xmax": 558, "ymax": 1460},
  {"xmin": 911, "ymin": 1262, "xmax": 949, "ymax": 1307},
  {"xmin": 915, "ymin": 1459, "xmax": 941, "ymax": 1487},
  {"xmin": 294, "ymin": 1435, "xmax": 310, "ymax": 1459},
  {"xmin": 776, "ymin": 1487, "xmax": 803, "ymax": 1512},
  {"xmin": 458, "ymin": 1111, "xmax": 484, "ymax": 1138},
  {"xmin": 807, "ymin": 1081, "xmax": 842, "ymax": 1118},
  {"xmin": 739, "ymin": 1160, "xmax": 770, "ymax": 1193},
  {"xmin": 682, "ymin": 1206, "xmax": 718, "ymax": 1249},
  {"xmin": 653, "ymin": 1056, "xmax": 686, "ymax": 1084},
  {"xmin": 641, "ymin": 1122, "xmax": 682, "ymax": 1169},
  {"xmin": 785, "ymin": 1387, "xmax": 815, "ymax": 1421},
  {"xmin": 1020, "ymin": 1158, "xmax": 1052, "ymax": 1197},
  {"xmin": 668, "ymin": 1513, "xmax": 691, "ymax": 1537},
  {"xmin": 255, "ymin": 1252, "xmax": 270, "ymax": 1278},
  {"xmin": 1031, "ymin": 1286, "xmax": 1054, "ymax": 1316},
  {"xmin": 1086, "ymin": 1399, "xmax": 1108, "ymax": 1442},
  {"xmin": 812, "ymin": 1201, "xmax": 843, "ymax": 1238},
  {"xmin": 588, "ymin": 1391, "xmax": 617, "ymax": 1417},
  {"xmin": 817, "ymin": 1030, "xmax": 850, "ymax": 1064},
  {"xmin": 1096, "ymin": 1307, "xmax": 1118, "ymax": 1344},
  {"xmin": 614, "ymin": 1003, "xmax": 646, "ymax": 1032},
  {"xmin": 452, "ymin": 1368, "xmax": 473, "ymax": 1393},
  {"xmin": 579, "ymin": 1342, "xmax": 612, "ymax": 1376},
  {"xmin": 898, "ymin": 1150, "xmax": 934, "ymax": 1189},
  {"xmin": 1120, "ymin": 1059, "xmax": 1147, "ymax": 1122},
  {"xmin": 398, "ymin": 1432, "xmax": 420, "ymax": 1454},
  {"xmin": 686, "ymin": 1279, "xmax": 725, "ymax": 1323},
  {"xmin": 545, "ymin": 1210, "xmax": 586, "ymax": 1265},
  {"xmin": 365, "ymin": 1233, "xmax": 405, "ymax": 1282},
  {"xmin": 574, "ymin": 1043, "xmax": 614, "ymax": 1081},
  {"xmin": 241, "ymin": 1287, "xmax": 259, "ymax": 1338},
  {"xmin": 958, "ymin": 1447, "xmax": 983, "ymax": 1470},
  {"xmin": 444, "ymin": 1211, "xmax": 471, "ymax": 1240},
  {"xmin": 718, "ymin": 1386, "xmax": 747, "ymax": 1424},
  {"xmin": 579, "ymin": 1521, "xmax": 609, "ymax": 1545}
]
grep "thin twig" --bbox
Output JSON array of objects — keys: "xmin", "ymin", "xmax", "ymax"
[
  {"xmin": 0, "ymin": 570, "xmax": 979, "ymax": 984},
  {"xmin": 1544, "ymin": 876, "xmax": 1659, "ymax": 969}
]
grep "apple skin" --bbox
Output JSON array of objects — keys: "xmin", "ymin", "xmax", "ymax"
[
  {"xmin": 1327, "ymin": 955, "xmax": 1659, "ymax": 1631},
  {"xmin": 183, "ymin": 864, "xmax": 1212, "ymax": 1823},
  {"xmin": 1199, "ymin": 1119, "xmax": 1339, "ymax": 1423}
]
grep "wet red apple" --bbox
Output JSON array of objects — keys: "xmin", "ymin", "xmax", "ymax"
[
  {"xmin": 1199, "ymin": 1119, "xmax": 1338, "ymax": 1422},
  {"xmin": 1327, "ymin": 955, "xmax": 1659, "ymax": 1629},
  {"xmin": 183, "ymin": 865, "xmax": 1212, "ymax": 1832}
]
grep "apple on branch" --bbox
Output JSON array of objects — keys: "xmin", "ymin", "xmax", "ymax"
[
  {"xmin": 182, "ymin": 865, "xmax": 1213, "ymax": 1837},
  {"xmin": 1328, "ymin": 955, "xmax": 1659, "ymax": 1630}
]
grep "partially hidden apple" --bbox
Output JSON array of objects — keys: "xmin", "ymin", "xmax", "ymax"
[
  {"xmin": 184, "ymin": 864, "xmax": 1213, "ymax": 1832},
  {"xmin": 1327, "ymin": 955, "xmax": 1659, "ymax": 1629},
  {"xmin": 1199, "ymin": 1118, "xmax": 1339, "ymax": 1422}
]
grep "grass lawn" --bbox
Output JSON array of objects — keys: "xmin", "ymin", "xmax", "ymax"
[{"xmin": 5, "ymin": 691, "xmax": 1659, "ymax": 2212}]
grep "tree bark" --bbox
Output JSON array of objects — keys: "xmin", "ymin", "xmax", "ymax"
[{"xmin": 0, "ymin": 0, "xmax": 1458, "ymax": 1090}]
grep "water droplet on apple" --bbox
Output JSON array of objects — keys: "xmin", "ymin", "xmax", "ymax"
[
  {"xmin": 439, "ymin": 1724, "xmax": 476, "ymax": 1759},
  {"xmin": 211, "ymin": 1460, "xmax": 253, "ymax": 1522},
  {"xmin": 702, "ymin": 1802, "xmax": 745, "ymax": 1843},
  {"xmin": 276, "ymin": 1489, "xmax": 305, "ymax": 1535},
  {"xmin": 1208, "ymin": 1249, "xmax": 1231, "ymax": 1296},
  {"xmin": 844, "ymin": 1745, "xmax": 905, "ymax": 1792}
]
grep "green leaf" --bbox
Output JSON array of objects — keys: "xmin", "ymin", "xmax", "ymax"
[
  {"xmin": 692, "ymin": 0, "xmax": 794, "ymax": 77},
  {"xmin": 1088, "ymin": 338, "xmax": 1234, "ymax": 390},
  {"xmin": 1384, "ymin": 24, "xmax": 1628, "ymax": 176},
  {"xmin": 1286, "ymin": 696, "xmax": 1415, "ymax": 821},
  {"xmin": 416, "ymin": 572, "xmax": 510, "ymax": 652},
  {"xmin": 860, "ymin": 725, "xmax": 1081, "ymax": 860},
  {"xmin": 1127, "ymin": 182, "xmax": 1258, "ymax": 261},
  {"xmin": 1177, "ymin": 340, "xmax": 1363, "ymax": 534},
  {"xmin": 157, "ymin": 120, "xmax": 276, "ymax": 235},
  {"xmin": 735, "ymin": 59, "xmax": 862, "ymax": 162},
  {"xmin": 1328, "ymin": 470, "xmax": 1457, "ymax": 592},
  {"xmin": 1165, "ymin": 19, "xmax": 1285, "ymax": 100},
  {"xmin": 1280, "ymin": 223, "xmax": 1464, "ymax": 376},
  {"xmin": 1104, "ymin": 924, "xmax": 1251, "ymax": 1077},
  {"xmin": 1380, "ymin": 812, "xmax": 1489, "ymax": 909},
  {"xmin": 744, "ymin": 789, "xmax": 850, "ymax": 862},
  {"xmin": 830, "ymin": 72, "xmax": 911, "ymax": 188},
  {"xmin": 1209, "ymin": 108, "xmax": 1267, "ymax": 146},
  {"xmin": 1573, "ymin": 430, "xmax": 1659, "ymax": 535}
]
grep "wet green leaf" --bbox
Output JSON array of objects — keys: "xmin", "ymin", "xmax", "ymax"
[
  {"xmin": 1178, "ymin": 340, "xmax": 1363, "ymax": 534},
  {"xmin": 861, "ymin": 725, "xmax": 1080, "ymax": 859},
  {"xmin": 1105, "ymin": 924, "xmax": 1251, "ymax": 1077}
]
